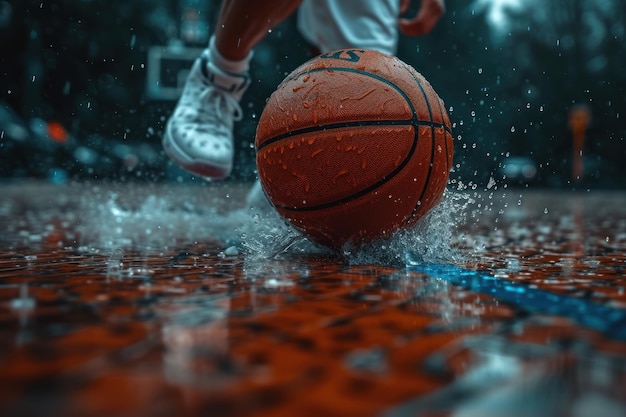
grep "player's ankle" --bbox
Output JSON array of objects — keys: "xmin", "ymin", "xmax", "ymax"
[{"xmin": 209, "ymin": 35, "xmax": 254, "ymax": 74}]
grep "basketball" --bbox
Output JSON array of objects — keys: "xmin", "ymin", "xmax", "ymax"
[{"xmin": 255, "ymin": 49, "xmax": 453, "ymax": 248}]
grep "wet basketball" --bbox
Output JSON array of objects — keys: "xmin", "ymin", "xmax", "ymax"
[{"xmin": 255, "ymin": 49, "xmax": 453, "ymax": 248}]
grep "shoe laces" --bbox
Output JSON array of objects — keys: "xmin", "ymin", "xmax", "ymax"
[{"xmin": 197, "ymin": 84, "xmax": 244, "ymax": 128}]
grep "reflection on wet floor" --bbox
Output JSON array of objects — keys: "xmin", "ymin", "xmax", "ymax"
[{"xmin": 0, "ymin": 182, "xmax": 625, "ymax": 416}]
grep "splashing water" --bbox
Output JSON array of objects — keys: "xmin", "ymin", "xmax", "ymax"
[
  {"xmin": 236, "ymin": 205, "xmax": 325, "ymax": 260},
  {"xmin": 342, "ymin": 190, "xmax": 474, "ymax": 266},
  {"xmin": 241, "ymin": 190, "xmax": 474, "ymax": 267},
  {"xmin": 76, "ymin": 184, "xmax": 253, "ymax": 251},
  {"xmin": 75, "ymin": 183, "xmax": 472, "ymax": 267}
]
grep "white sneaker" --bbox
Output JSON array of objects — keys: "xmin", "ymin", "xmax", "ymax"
[{"xmin": 163, "ymin": 50, "xmax": 250, "ymax": 179}]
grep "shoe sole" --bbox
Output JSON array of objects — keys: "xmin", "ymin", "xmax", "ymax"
[{"xmin": 162, "ymin": 125, "xmax": 232, "ymax": 180}]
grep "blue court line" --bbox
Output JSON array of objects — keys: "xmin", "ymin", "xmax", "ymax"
[{"xmin": 410, "ymin": 264, "xmax": 626, "ymax": 341}]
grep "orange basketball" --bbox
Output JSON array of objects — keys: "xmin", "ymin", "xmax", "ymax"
[{"xmin": 255, "ymin": 49, "xmax": 453, "ymax": 249}]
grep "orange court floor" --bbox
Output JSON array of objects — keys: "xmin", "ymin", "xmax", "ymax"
[{"xmin": 0, "ymin": 181, "xmax": 625, "ymax": 417}]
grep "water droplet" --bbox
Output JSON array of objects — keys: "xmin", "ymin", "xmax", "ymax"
[{"xmin": 223, "ymin": 246, "xmax": 239, "ymax": 256}]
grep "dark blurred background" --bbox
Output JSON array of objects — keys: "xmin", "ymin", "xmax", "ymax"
[{"xmin": 1, "ymin": 0, "xmax": 624, "ymax": 188}]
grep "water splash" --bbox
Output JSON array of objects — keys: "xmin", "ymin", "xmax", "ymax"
[
  {"xmin": 237, "ymin": 206, "xmax": 323, "ymax": 261},
  {"xmin": 343, "ymin": 191, "xmax": 474, "ymax": 266},
  {"xmin": 241, "ymin": 190, "xmax": 474, "ymax": 267},
  {"xmin": 106, "ymin": 247, "xmax": 124, "ymax": 279},
  {"xmin": 74, "ymin": 183, "xmax": 473, "ymax": 267},
  {"xmin": 76, "ymin": 184, "xmax": 252, "ymax": 251}
]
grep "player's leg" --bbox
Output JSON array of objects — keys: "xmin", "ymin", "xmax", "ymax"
[
  {"xmin": 163, "ymin": 0, "xmax": 302, "ymax": 179},
  {"xmin": 215, "ymin": 0, "xmax": 302, "ymax": 61}
]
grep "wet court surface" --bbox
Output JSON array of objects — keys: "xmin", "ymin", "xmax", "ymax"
[{"xmin": 1, "ymin": 181, "xmax": 625, "ymax": 417}]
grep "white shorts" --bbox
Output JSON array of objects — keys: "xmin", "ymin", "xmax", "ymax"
[{"xmin": 297, "ymin": 0, "xmax": 400, "ymax": 56}]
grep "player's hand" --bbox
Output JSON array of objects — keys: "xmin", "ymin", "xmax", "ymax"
[{"xmin": 398, "ymin": 0, "xmax": 445, "ymax": 36}]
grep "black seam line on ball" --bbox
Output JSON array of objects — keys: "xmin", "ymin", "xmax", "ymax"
[
  {"xmin": 273, "ymin": 119, "xmax": 421, "ymax": 213},
  {"xmin": 404, "ymin": 62, "xmax": 438, "ymax": 224},
  {"xmin": 431, "ymin": 81, "xmax": 453, "ymax": 174},
  {"xmin": 260, "ymin": 66, "xmax": 433, "ymax": 213},
  {"xmin": 274, "ymin": 67, "xmax": 421, "ymax": 213},
  {"xmin": 257, "ymin": 66, "xmax": 452, "ymax": 151},
  {"xmin": 256, "ymin": 119, "xmax": 449, "ymax": 152}
]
